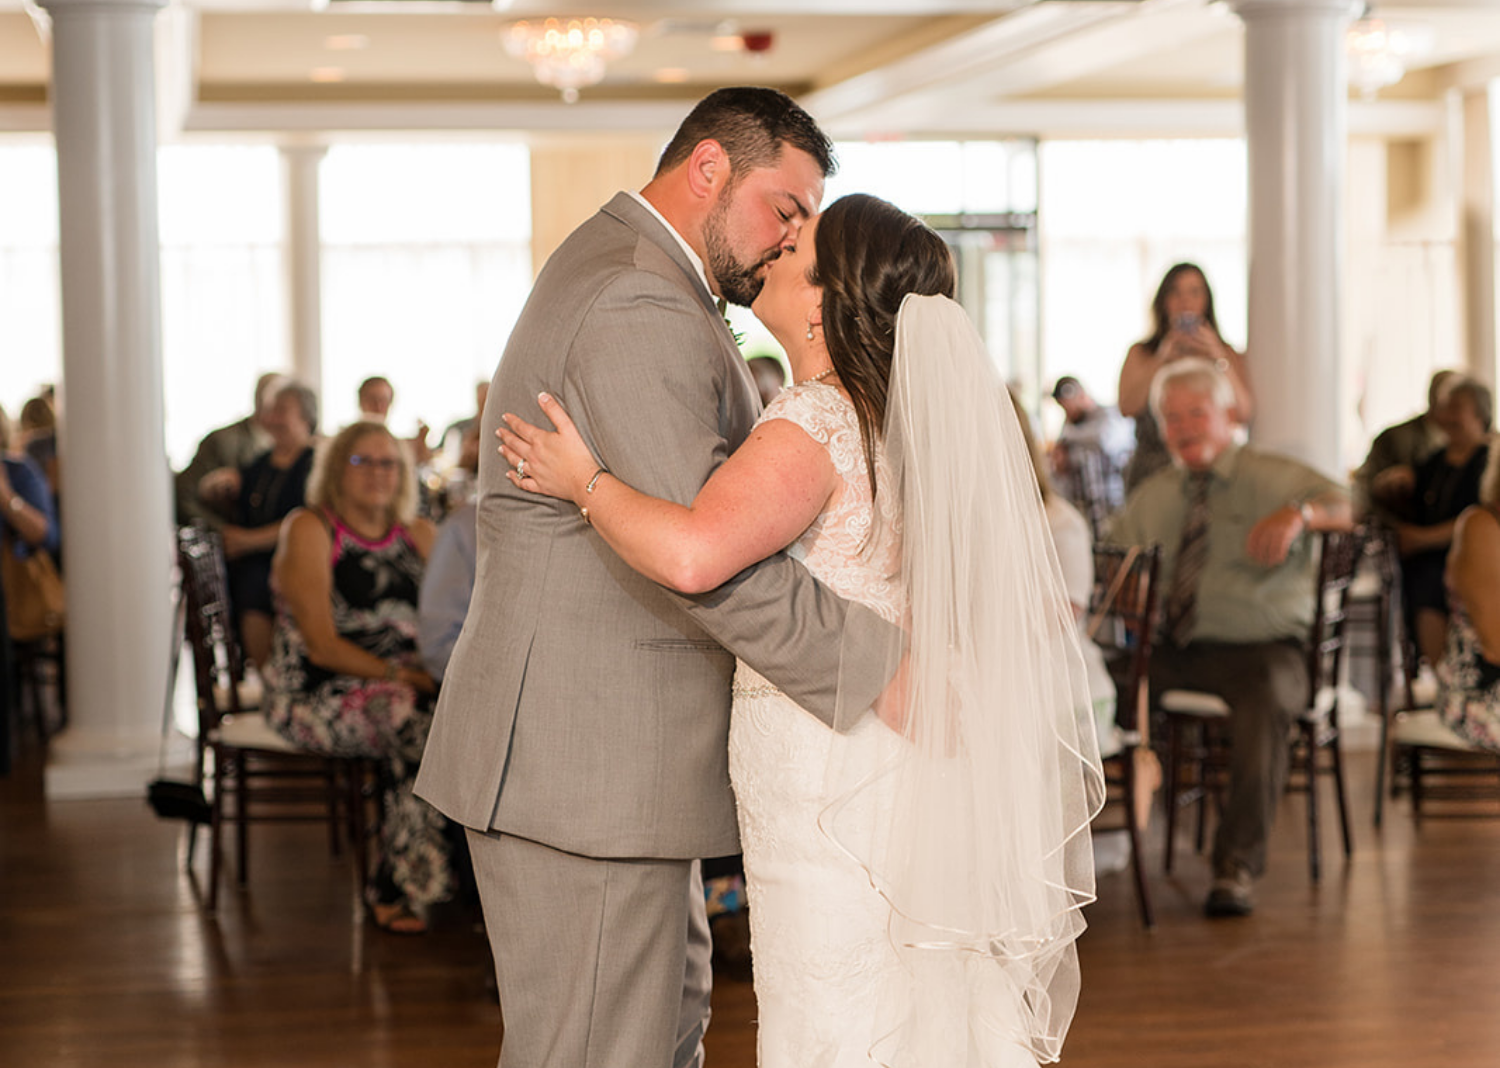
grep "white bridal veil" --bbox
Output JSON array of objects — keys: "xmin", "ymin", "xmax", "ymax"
[{"xmin": 827, "ymin": 293, "xmax": 1106, "ymax": 1066}]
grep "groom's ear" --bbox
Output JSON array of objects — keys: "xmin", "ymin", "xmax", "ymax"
[{"xmin": 685, "ymin": 139, "xmax": 729, "ymax": 201}]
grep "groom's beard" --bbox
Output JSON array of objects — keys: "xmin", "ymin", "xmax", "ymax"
[{"xmin": 704, "ymin": 200, "xmax": 780, "ymax": 308}]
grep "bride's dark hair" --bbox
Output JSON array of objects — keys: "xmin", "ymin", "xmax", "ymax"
[{"xmin": 813, "ymin": 193, "xmax": 956, "ymax": 495}]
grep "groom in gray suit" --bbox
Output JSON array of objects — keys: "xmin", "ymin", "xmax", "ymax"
[{"xmin": 415, "ymin": 88, "xmax": 894, "ymax": 1068}]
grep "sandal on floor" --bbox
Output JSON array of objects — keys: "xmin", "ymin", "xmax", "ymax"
[{"xmin": 369, "ymin": 897, "xmax": 428, "ymax": 935}]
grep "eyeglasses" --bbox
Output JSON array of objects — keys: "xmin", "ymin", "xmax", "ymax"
[{"xmin": 348, "ymin": 455, "xmax": 400, "ymax": 473}]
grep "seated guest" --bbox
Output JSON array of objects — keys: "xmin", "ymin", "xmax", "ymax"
[
  {"xmin": 176, "ymin": 372, "xmax": 285, "ymax": 528},
  {"xmin": 359, "ymin": 375, "xmax": 432, "ymax": 469},
  {"xmin": 1011, "ymin": 388, "xmax": 1118, "ymax": 755},
  {"xmin": 1393, "ymin": 376, "xmax": 1492, "ymax": 670},
  {"xmin": 418, "ymin": 430, "xmax": 480, "ymax": 681},
  {"xmin": 1109, "ymin": 358, "xmax": 1351, "ymax": 917},
  {"xmin": 18, "ymin": 394, "xmax": 60, "ymax": 499},
  {"xmin": 268, "ymin": 421, "xmax": 453, "ymax": 933},
  {"xmin": 218, "ymin": 382, "xmax": 318, "ymax": 670},
  {"xmin": 1015, "ymin": 387, "xmax": 1128, "ymax": 872},
  {"xmin": 0, "ymin": 404, "xmax": 60, "ymax": 562},
  {"xmin": 1437, "ymin": 448, "xmax": 1500, "ymax": 750},
  {"xmin": 357, "ymin": 376, "xmax": 395, "ymax": 423},
  {"xmin": 0, "ymin": 406, "xmax": 61, "ymax": 750},
  {"xmin": 1049, "ymin": 375, "xmax": 1134, "ymax": 540},
  {"xmin": 1357, "ymin": 368, "xmax": 1457, "ymax": 524}
]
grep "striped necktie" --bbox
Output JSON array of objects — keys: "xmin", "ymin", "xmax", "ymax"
[{"xmin": 1164, "ymin": 471, "xmax": 1213, "ymax": 648}]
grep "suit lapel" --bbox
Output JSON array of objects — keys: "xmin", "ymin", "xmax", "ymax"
[
  {"xmin": 602, "ymin": 192, "xmax": 723, "ymax": 321},
  {"xmin": 601, "ymin": 191, "xmax": 759, "ymax": 435}
]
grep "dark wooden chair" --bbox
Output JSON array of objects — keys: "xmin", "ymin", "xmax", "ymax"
[
  {"xmin": 1159, "ymin": 528, "xmax": 1363, "ymax": 883},
  {"xmin": 1348, "ymin": 521, "xmax": 1406, "ymax": 827},
  {"xmin": 1086, "ymin": 543, "xmax": 1162, "ymax": 928},
  {"xmin": 177, "ymin": 524, "xmax": 372, "ymax": 911},
  {"xmin": 1383, "ymin": 606, "xmax": 1500, "ymax": 822},
  {"xmin": 11, "ymin": 634, "xmax": 65, "ymax": 743}
]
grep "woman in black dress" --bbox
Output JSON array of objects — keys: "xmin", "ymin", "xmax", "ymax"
[
  {"xmin": 1398, "ymin": 377, "xmax": 1493, "ymax": 669},
  {"xmin": 222, "ymin": 382, "xmax": 318, "ymax": 669}
]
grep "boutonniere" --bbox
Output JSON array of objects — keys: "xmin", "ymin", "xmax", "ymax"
[{"xmin": 723, "ymin": 314, "xmax": 746, "ymax": 348}]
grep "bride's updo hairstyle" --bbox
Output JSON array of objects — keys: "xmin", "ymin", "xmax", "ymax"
[{"xmin": 812, "ymin": 193, "xmax": 956, "ymax": 495}]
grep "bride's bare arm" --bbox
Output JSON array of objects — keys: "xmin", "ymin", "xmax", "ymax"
[{"xmin": 500, "ymin": 391, "xmax": 837, "ymax": 595}]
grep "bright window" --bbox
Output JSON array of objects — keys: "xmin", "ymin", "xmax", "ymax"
[
  {"xmin": 1038, "ymin": 139, "xmax": 1249, "ymax": 430},
  {"xmin": 0, "ymin": 143, "xmax": 61, "ymax": 421},
  {"xmin": 319, "ymin": 143, "xmax": 531, "ymax": 447},
  {"xmin": 159, "ymin": 144, "xmax": 287, "ymax": 467},
  {"xmin": 728, "ymin": 138, "xmax": 1040, "ymax": 396}
]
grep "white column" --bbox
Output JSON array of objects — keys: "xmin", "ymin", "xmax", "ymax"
[
  {"xmin": 1234, "ymin": 0, "xmax": 1354, "ymax": 478},
  {"xmin": 41, "ymin": 0, "xmax": 175, "ymax": 798},
  {"xmin": 282, "ymin": 143, "xmax": 327, "ymax": 395},
  {"xmin": 1459, "ymin": 87, "xmax": 1496, "ymax": 387}
]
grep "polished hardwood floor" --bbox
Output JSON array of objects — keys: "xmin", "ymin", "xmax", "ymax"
[{"xmin": 3, "ymin": 734, "xmax": 1500, "ymax": 1068}]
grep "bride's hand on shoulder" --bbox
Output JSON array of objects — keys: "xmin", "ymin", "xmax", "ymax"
[{"xmin": 498, "ymin": 392, "xmax": 599, "ymax": 503}]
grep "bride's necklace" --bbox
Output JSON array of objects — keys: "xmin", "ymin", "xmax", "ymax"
[{"xmin": 796, "ymin": 367, "xmax": 835, "ymax": 386}]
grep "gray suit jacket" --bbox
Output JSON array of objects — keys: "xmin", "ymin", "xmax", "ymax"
[{"xmin": 415, "ymin": 193, "xmax": 891, "ymax": 860}]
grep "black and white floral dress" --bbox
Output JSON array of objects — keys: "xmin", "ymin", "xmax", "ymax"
[{"xmin": 267, "ymin": 510, "xmax": 454, "ymax": 910}]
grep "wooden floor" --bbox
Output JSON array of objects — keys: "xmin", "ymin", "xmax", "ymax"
[{"xmin": 4, "ymin": 735, "xmax": 1500, "ymax": 1068}]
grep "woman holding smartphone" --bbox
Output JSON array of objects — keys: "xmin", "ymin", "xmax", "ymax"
[{"xmin": 1117, "ymin": 262, "xmax": 1253, "ymax": 491}]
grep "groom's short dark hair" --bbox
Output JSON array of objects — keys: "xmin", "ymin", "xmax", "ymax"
[{"xmin": 655, "ymin": 87, "xmax": 836, "ymax": 184}]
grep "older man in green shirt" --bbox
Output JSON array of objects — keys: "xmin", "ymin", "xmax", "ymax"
[{"xmin": 1110, "ymin": 358, "xmax": 1352, "ymax": 917}]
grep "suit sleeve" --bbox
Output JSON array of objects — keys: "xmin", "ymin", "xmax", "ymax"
[
  {"xmin": 175, "ymin": 429, "xmax": 231, "ymax": 527},
  {"xmin": 562, "ymin": 271, "xmax": 895, "ymax": 726}
]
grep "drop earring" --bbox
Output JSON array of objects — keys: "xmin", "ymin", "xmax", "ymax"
[{"xmin": 805, "ymin": 314, "xmax": 816, "ymax": 341}]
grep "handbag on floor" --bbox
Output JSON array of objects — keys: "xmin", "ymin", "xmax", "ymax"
[
  {"xmin": 147, "ymin": 569, "xmax": 211, "ymax": 825},
  {"xmin": 2, "ymin": 535, "xmax": 65, "ymax": 643}
]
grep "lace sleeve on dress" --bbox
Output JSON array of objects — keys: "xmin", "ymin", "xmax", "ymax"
[{"xmin": 757, "ymin": 383, "xmax": 850, "ymax": 447}]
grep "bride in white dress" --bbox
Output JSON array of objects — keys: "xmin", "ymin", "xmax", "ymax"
[{"xmin": 499, "ymin": 193, "xmax": 1103, "ymax": 1068}]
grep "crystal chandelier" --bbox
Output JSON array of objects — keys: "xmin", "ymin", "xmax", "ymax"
[
  {"xmin": 1345, "ymin": 7, "xmax": 1431, "ymax": 99},
  {"xmin": 503, "ymin": 17, "xmax": 640, "ymax": 103}
]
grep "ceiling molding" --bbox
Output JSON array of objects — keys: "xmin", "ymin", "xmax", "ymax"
[
  {"xmin": 180, "ymin": 98, "xmax": 695, "ymax": 134},
  {"xmin": 172, "ymin": 92, "xmax": 1448, "ymax": 141},
  {"xmin": 803, "ymin": 1, "xmax": 1135, "ymax": 119},
  {"xmin": 818, "ymin": 97, "xmax": 1445, "ymax": 139}
]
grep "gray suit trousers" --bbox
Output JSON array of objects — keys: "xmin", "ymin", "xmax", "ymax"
[{"xmin": 466, "ymin": 829, "xmax": 712, "ymax": 1068}]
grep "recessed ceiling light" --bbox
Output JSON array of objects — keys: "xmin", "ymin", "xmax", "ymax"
[
  {"xmin": 309, "ymin": 67, "xmax": 347, "ymax": 83},
  {"xmin": 654, "ymin": 68, "xmax": 690, "ymax": 84},
  {"xmin": 324, "ymin": 34, "xmax": 369, "ymax": 51}
]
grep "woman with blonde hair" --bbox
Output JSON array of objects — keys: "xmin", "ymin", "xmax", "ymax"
[{"xmin": 268, "ymin": 420, "xmax": 453, "ymax": 932}]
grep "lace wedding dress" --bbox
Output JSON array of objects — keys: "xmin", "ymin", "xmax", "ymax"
[{"xmin": 729, "ymin": 381, "xmax": 1040, "ymax": 1068}]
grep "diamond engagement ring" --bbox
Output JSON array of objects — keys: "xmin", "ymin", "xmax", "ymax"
[{"xmin": 516, "ymin": 459, "xmax": 527, "ymax": 479}]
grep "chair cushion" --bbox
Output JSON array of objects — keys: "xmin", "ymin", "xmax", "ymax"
[
  {"xmin": 212, "ymin": 712, "xmax": 300, "ymax": 754},
  {"xmin": 1391, "ymin": 709, "xmax": 1486, "ymax": 753},
  {"xmin": 211, "ymin": 674, "xmax": 265, "ymax": 713},
  {"xmin": 1408, "ymin": 674, "xmax": 1438, "ymax": 709},
  {"xmin": 1158, "ymin": 689, "xmax": 1231, "ymax": 717}
]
